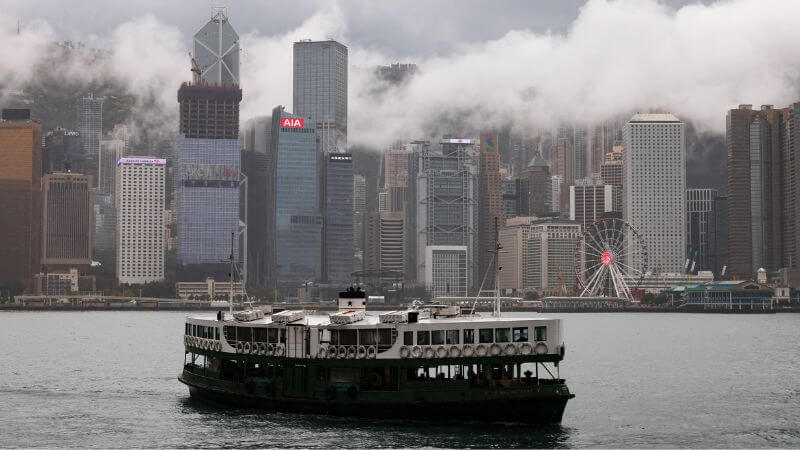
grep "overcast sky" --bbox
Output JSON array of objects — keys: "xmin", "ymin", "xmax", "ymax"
[{"xmin": 6, "ymin": 0, "xmax": 703, "ymax": 58}]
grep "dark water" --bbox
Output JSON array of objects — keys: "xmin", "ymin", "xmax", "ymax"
[{"xmin": 1, "ymin": 311, "xmax": 799, "ymax": 448}]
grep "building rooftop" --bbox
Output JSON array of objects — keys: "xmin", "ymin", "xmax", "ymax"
[
  {"xmin": 527, "ymin": 152, "xmax": 548, "ymax": 167},
  {"xmin": 629, "ymin": 113, "xmax": 681, "ymax": 123}
]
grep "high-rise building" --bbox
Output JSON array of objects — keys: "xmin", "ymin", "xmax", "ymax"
[
  {"xmin": 601, "ymin": 156, "xmax": 623, "ymax": 212},
  {"xmin": 375, "ymin": 63, "xmax": 418, "ymax": 85},
  {"xmin": 241, "ymin": 116, "xmax": 274, "ymax": 288},
  {"xmin": 92, "ymin": 191, "xmax": 116, "ymax": 256},
  {"xmin": 272, "ymin": 107, "xmax": 321, "ymax": 282},
  {"xmin": 42, "ymin": 173, "xmax": 92, "ymax": 270},
  {"xmin": 425, "ymin": 245, "xmax": 468, "ymax": 298},
  {"xmin": 364, "ymin": 211, "xmax": 404, "ymax": 276},
  {"xmin": 322, "ymin": 153, "xmax": 354, "ymax": 283},
  {"xmin": 116, "ymin": 157, "xmax": 165, "ymax": 284},
  {"xmin": 76, "ymin": 93, "xmax": 103, "ymax": 183},
  {"xmin": 569, "ymin": 180, "xmax": 613, "ymax": 231},
  {"xmin": 550, "ymin": 175, "xmax": 562, "ymax": 214},
  {"xmin": 43, "ymin": 127, "xmax": 82, "ymax": 174},
  {"xmin": 686, "ymin": 188, "xmax": 719, "ymax": 274},
  {"xmin": 519, "ymin": 152, "xmax": 551, "ymax": 217},
  {"xmin": 413, "ymin": 139, "xmax": 477, "ymax": 292},
  {"xmin": 177, "ymin": 9, "xmax": 243, "ymax": 281},
  {"xmin": 478, "ymin": 131, "xmax": 504, "ymax": 286},
  {"xmin": 0, "ymin": 109, "xmax": 42, "ymax": 291},
  {"xmin": 497, "ymin": 216, "xmax": 538, "ymax": 293},
  {"xmin": 623, "ymin": 113, "xmax": 686, "ymax": 273},
  {"xmin": 384, "ymin": 146, "xmax": 411, "ymax": 212},
  {"xmin": 98, "ymin": 138, "xmax": 124, "ymax": 195},
  {"xmin": 293, "ymin": 39, "xmax": 348, "ymax": 154},
  {"xmin": 525, "ymin": 219, "xmax": 582, "ymax": 294},
  {"xmin": 501, "ymin": 178, "xmax": 520, "ymax": 219},
  {"xmin": 711, "ymin": 195, "xmax": 729, "ymax": 278},
  {"xmin": 353, "ymin": 174, "xmax": 366, "ymax": 267}
]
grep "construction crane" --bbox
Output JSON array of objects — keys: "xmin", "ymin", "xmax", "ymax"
[{"xmin": 189, "ymin": 52, "xmax": 201, "ymax": 84}]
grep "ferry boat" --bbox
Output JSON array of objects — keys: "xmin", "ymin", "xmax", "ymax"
[{"xmin": 178, "ymin": 287, "xmax": 574, "ymax": 423}]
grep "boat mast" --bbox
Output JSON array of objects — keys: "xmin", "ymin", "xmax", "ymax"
[
  {"xmin": 493, "ymin": 216, "xmax": 502, "ymax": 317},
  {"xmin": 229, "ymin": 231, "xmax": 234, "ymax": 316}
]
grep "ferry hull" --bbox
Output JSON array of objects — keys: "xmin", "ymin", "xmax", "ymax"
[{"xmin": 180, "ymin": 370, "xmax": 573, "ymax": 424}]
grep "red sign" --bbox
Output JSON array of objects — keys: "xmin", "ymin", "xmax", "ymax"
[
  {"xmin": 601, "ymin": 251, "xmax": 613, "ymax": 266},
  {"xmin": 281, "ymin": 117, "xmax": 304, "ymax": 128}
]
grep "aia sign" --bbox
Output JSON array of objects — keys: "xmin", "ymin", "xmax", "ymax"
[{"xmin": 281, "ymin": 117, "xmax": 304, "ymax": 128}]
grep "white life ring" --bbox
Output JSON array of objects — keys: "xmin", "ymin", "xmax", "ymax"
[
  {"xmin": 243, "ymin": 342, "xmax": 251, "ymax": 354},
  {"xmin": 346, "ymin": 346, "xmax": 356, "ymax": 359},
  {"xmin": 215, "ymin": 341, "xmax": 221, "ymax": 352},
  {"xmin": 449, "ymin": 345, "xmax": 461, "ymax": 357},
  {"xmin": 490, "ymin": 343, "xmax": 502, "ymax": 356},
  {"xmin": 520, "ymin": 343, "xmax": 533, "ymax": 355},
  {"xmin": 505, "ymin": 343, "xmax": 517, "ymax": 356},
  {"xmin": 205, "ymin": 340, "xmax": 211, "ymax": 350},
  {"xmin": 462, "ymin": 345, "xmax": 474, "ymax": 357},
  {"xmin": 436, "ymin": 346, "xmax": 448, "ymax": 358},
  {"xmin": 236, "ymin": 341, "xmax": 244, "ymax": 353},
  {"xmin": 327, "ymin": 346, "xmax": 338, "ymax": 359},
  {"xmin": 411, "ymin": 346, "xmax": 422, "ymax": 358},
  {"xmin": 534, "ymin": 342, "xmax": 548, "ymax": 355},
  {"xmin": 275, "ymin": 343, "xmax": 285, "ymax": 356},
  {"xmin": 367, "ymin": 346, "xmax": 377, "ymax": 359},
  {"xmin": 266, "ymin": 343, "xmax": 274, "ymax": 356},
  {"xmin": 356, "ymin": 345, "xmax": 367, "ymax": 359},
  {"xmin": 424, "ymin": 347, "xmax": 435, "ymax": 359},
  {"xmin": 200, "ymin": 339, "xmax": 206, "ymax": 350},
  {"xmin": 336, "ymin": 346, "xmax": 346, "ymax": 359},
  {"xmin": 476, "ymin": 344, "xmax": 488, "ymax": 356},
  {"xmin": 318, "ymin": 347, "xmax": 328, "ymax": 359},
  {"xmin": 257, "ymin": 343, "xmax": 265, "ymax": 355},
  {"xmin": 400, "ymin": 346, "xmax": 411, "ymax": 358}
]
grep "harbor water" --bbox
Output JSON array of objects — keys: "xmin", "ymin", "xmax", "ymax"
[{"xmin": 1, "ymin": 311, "xmax": 799, "ymax": 448}]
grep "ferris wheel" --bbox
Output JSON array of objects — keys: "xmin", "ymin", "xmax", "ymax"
[{"xmin": 573, "ymin": 217, "xmax": 648, "ymax": 300}]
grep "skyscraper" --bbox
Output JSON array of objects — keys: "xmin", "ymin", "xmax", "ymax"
[
  {"xmin": 413, "ymin": 138, "xmax": 477, "ymax": 293},
  {"xmin": 177, "ymin": 9, "xmax": 243, "ymax": 281},
  {"xmin": 525, "ymin": 219, "xmax": 582, "ymax": 294},
  {"xmin": 686, "ymin": 188, "xmax": 718, "ymax": 274},
  {"xmin": 0, "ymin": 109, "xmax": 42, "ymax": 291},
  {"xmin": 272, "ymin": 107, "xmax": 321, "ymax": 282},
  {"xmin": 519, "ymin": 152, "xmax": 551, "ymax": 217},
  {"xmin": 478, "ymin": 131, "xmax": 504, "ymax": 285},
  {"xmin": 42, "ymin": 173, "xmax": 92, "ymax": 270},
  {"xmin": 322, "ymin": 153, "xmax": 354, "ymax": 283},
  {"xmin": 116, "ymin": 157, "xmax": 165, "ymax": 284},
  {"xmin": 98, "ymin": 138, "xmax": 124, "ymax": 195},
  {"xmin": 43, "ymin": 127, "xmax": 82, "ymax": 174},
  {"xmin": 384, "ymin": 146, "xmax": 411, "ymax": 212},
  {"xmin": 241, "ymin": 116, "xmax": 274, "ymax": 288},
  {"xmin": 293, "ymin": 39, "xmax": 348, "ymax": 154},
  {"xmin": 364, "ymin": 211, "xmax": 405, "ymax": 277},
  {"xmin": 623, "ymin": 113, "xmax": 686, "ymax": 274},
  {"xmin": 76, "ymin": 93, "xmax": 103, "ymax": 183},
  {"xmin": 353, "ymin": 174, "xmax": 366, "ymax": 267},
  {"xmin": 569, "ymin": 180, "xmax": 613, "ymax": 231}
]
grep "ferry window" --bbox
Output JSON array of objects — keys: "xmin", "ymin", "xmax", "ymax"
[
  {"xmin": 403, "ymin": 331, "xmax": 413, "ymax": 345},
  {"xmin": 192, "ymin": 324, "xmax": 197, "ymax": 336},
  {"xmin": 378, "ymin": 329, "xmax": 393, "ymax": 346},
  {"xmin": 238, "ymin": 327, "xmax": 252, "ymax": 342},
  {"xmin": 495, "ymin": 328, "xmax": 511, "ymax": 343},
  {"xmin": 223, "ymin": 326, "xmax": 236, "ymax": 345},
  {"xmin": 534, "ymin": 326, "xmax": 547, "ymax": 341},
  {"xmin": 339, "ymin": 330, "xmax": 357, "ymax": 346},
  {"xmin": 417, "ymin": 330, "xmax": 430, "ymax": 345},
  {"xmin": 431, "ymin": 330, "xmax": 444, "ymax": 345},
  {"xmin": 215, "ymin": 328, "xmax": 220, "ymax": 340},
  {"xmin": 463, "ymin": 329, "xmax": 475, "ymax": 344},
  {"xmin": 513, "ymin": 327, "xmax": 528, "ymax": 342},
  {"xmin": 479, "ymin": 328, "xmax": 494, "ymax": 343},
  {"xmin": 359, "ymin": 329, "xmax": 378, "ymax": 345},
  {"xmin": 329, "ymin": 330, "xmax": 339, "ymax": 345},
  {"xmin": 446, "ymin": 330, "xmax": 460, "ymax": 344},
  {"xmin": 185, "ymin": 323, "xmax": 190, "ymax": 335},
  {"xmin": 201, "ymin": 327, "xmax": 207, "ymax": 339},
  {"xmin": 280, "ymin": 329, "xmax": 286, "ymax": 344},
  {"xmin": 254, "ymin": 328, "xmax": 268, "ymax": 342},
  {"xmin": 268, "ymin": 328, "xmax": 278, "ymax": 343}
]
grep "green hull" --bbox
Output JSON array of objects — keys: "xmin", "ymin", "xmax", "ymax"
[{"xmin": 179, "ymin": 368, "xmax": 574, "ymax": 424}]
